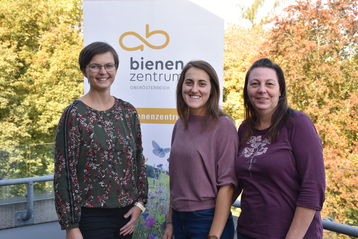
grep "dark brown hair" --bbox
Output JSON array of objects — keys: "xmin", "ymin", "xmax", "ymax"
[
  {"xmin": 176, "ymin": 60, "xmax": 224, "ymax": 127},
  {"xmin": 242, "ymin": 58, "xmax": 291, "ymax": 143},
  {"xmin": 79, "ymin": 42, "xmax": 119, "ymax": 74}
]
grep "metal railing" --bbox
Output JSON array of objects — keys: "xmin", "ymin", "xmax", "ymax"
[
  {"xmin": 0, "ymin": 176, "xmax": 357, "ymax": 237},
  {"xmin": 322, "ymin": 219, "xmax": 358, "ymax": 237},
  {"xmin": 232, "ymin": 200, "xmax": 358, "ymax": 237},
  {"xmin": 0, "ymin": 175, "xmax": 54, "ymax": 226}
]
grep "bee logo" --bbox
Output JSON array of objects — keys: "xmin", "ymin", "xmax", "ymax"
[{"xmin": 119, "ymin": 24, "xmax": 170, "ymax": 51}]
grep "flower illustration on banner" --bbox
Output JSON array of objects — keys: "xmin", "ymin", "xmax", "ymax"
[
  {"xmin": 242, "ymin": 135, "xmax": 270, "ymax": 174},
  {"xmin": 144, "ymin": 216, "xmax": 156, "ymax": 227},
  {"xmin": 133, "ymin": 172, "xmax": 169, "ymax": 239},
  {"xmin": 142, "ymin": 212, "xmax": 149, "ymax": 219},
  {"xmin": 148, "ymin": 233, "xmax": 158, "ymax": 239},
  {"xmin": 152, "ymin": 140, "xmax": 170, "ymax": 158}
]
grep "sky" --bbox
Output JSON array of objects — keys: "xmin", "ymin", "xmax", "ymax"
[{"xmin": 189, "ymin": 0, "xmax": 296, "ymax": 27}]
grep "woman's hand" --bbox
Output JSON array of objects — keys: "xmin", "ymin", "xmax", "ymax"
[
  {"xmin": 209, "ymin": 185, "xmax": 234, "ymax": 238},
  {"xmin": 162, "ymin": 223, "xmax": 173, "ymax": 239},
  {"xmin": 285, "ymin": 206, "xmax": 316, "ymax": 239},
  {"xmin": 119, "ymin": 205, "xmax": 142, "ymax": 236},
  {"xmin": 66, "ymin": 228, "xmax": 83, "ymax": 239}
]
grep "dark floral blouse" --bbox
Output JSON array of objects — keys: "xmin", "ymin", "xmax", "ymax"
[{"xmin": 54, "ymin": 97, "xmax": 148, "ymax": 230}]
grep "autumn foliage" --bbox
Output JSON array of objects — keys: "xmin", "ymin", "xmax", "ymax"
[
  {"xmin": 0, "ymin": 0, "xmax": 83, "ymax": 146},
  {"xmin": 0, "ymin": 0, "xmax": 83, "ymax": 186},
  {"xmin": 224, "ymin": 0, "xmax": 357, "ymax": 237},
  {"xmin": 0, "ymin": 0, "xmax": 356, "ymax": 237}
]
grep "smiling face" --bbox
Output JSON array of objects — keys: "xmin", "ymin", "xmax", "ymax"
[
  {"xmin": 247, "ymin": 67, "xmax": 281, "ymax": 117},
  {"xmin": 85, "ymin": 51, "xmax": 117, "ymax": 92},
  {"xmin": 181, "ymin": 67, "xmax": 212, "ymax": 116}
]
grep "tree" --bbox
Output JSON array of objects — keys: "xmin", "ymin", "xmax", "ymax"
[
  {"xmin": 240, "ymin": 0, "xmax": 283, "ymax": 27},
  {"xmin": 260, "ymin": 0, "xmax": 357, "ymax": 236},
  {"xmin": 224, "ymin": 0, "xmax": 289, "ymax": 125},
  {"xmin": 223, "ymin": 25, "xmax": 266, "ymax": 126},
  {"xmin": 0, "ymin": 0, "xmax": 83, "ymax": 181}
]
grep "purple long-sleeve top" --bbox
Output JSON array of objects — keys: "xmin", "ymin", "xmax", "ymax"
[
  {"xmin": 169, "ymin": 114, "xmax": 238, "ymax": 212},
  {"xmin": 235, "ymin": 110, "xmax": 325, "ymax": 239}
]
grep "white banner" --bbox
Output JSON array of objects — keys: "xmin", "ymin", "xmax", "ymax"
[{"xmin": 83, "ymin": 0, "xmax": 224, "ymax": 170}]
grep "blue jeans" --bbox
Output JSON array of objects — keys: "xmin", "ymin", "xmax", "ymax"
[{"xmin": 172, "ymin": 208, "xmax": 234, "ymax": 239}]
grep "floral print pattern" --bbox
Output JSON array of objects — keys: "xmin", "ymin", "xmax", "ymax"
[
  {"xmin": 242, "ymin": 135, "xmax": 270, "ymax": 175},
  {"xmin": 54, "ymin": 98, "xmax": 148, "ymax": 230}
]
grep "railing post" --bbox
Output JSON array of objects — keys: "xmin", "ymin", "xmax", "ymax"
[{"xmin": 15, "ymin": 181, "xmax": 34, "ymax": 225}]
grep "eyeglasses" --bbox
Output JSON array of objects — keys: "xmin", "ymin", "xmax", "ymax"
[{"xmin": 87, "ymin": 63, "xmax": 116, "ymax": 72}]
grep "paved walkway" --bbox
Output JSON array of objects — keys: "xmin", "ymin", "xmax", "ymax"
[
  {"xmin": 0, "ymin": 221, "xmax": 65, "ymax": 239},
  {"xmin": 0, "ymin": 218, "xmax": 238, "ymax": 239}
]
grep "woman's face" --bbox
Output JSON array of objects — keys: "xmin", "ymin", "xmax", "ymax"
[
  {"xmin": 182, "ymin": 67, "xmax": 211, "ymax": 116},
  {"xmin": 247, "ymin": 67, "xmax": 281, "ymax": 117},
  {"xmin": 85, "ymin": 51, "xmax": 117, "ymax": 92}
]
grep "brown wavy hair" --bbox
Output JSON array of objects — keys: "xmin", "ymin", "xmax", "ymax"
[{"xmin": 242, "ymin": 58, "xmax": 291, "ymax": 143}]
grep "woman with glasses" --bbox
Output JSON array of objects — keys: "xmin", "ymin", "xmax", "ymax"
[{"xmin": 54, "ymin": 42, "xmax": 148, "ymax": 239}]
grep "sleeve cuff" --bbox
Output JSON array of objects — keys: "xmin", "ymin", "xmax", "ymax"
[{"xmin": 61, "ymin": 223, "xmax": 79, "ymax": 230}]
